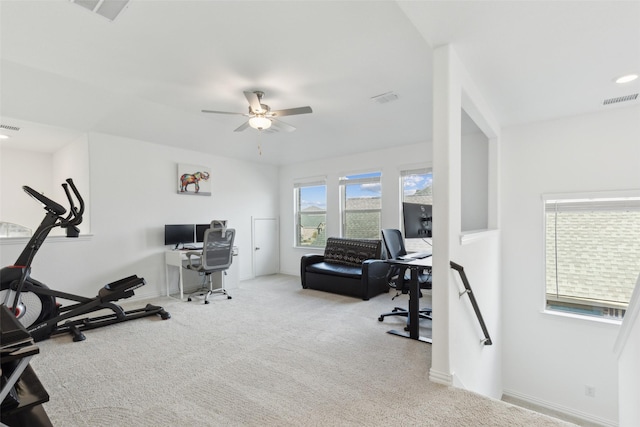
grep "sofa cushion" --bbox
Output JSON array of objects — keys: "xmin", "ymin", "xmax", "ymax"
[
  {"xmin": 323, "ymin": 238, "xmax": 381, "ymax": 267},
  {"xmin": 305, "ymin": 262, "xmax": 363, "ymax": 279}
]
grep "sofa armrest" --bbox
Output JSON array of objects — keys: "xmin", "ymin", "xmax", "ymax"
[
  {"xmin": 300, "ymin": 254, "xmax": 325, "ymax": 288},
  {"xmin": 361, "ymin": 259, "xmax": 391, "ymax": 299}
]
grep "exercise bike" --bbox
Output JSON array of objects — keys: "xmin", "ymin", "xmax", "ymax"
[{"xmin": 0, "ymin": 178, "xmax": 170, "ymax": 342}]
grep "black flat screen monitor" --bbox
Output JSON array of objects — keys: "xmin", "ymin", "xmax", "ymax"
[
  {"xmin": 164, "ymin": 224, "xmax": 195, "ymax": 248},
  {"xmin": 195, "ymin": 224, "xmax": 210, "ymax": 243},
  {"xmin": 196, "ymin": 221, "xmax": 228, "ymax": 242},
  {"xmin": 402, "ymin": 202, "xmax": 432, "ymax": 239}
]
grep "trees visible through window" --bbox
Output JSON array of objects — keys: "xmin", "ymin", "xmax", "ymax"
[
  {"xmin": 544, "ymin": 195, "xmax": 640, "ymax": 320},
  {"xmin": 295, "ymin": 182, "xmax": 327, "ymax": 247},
  {"xmin": 340, "ymin": 172, "xmax": 381, "ymax": 239}
]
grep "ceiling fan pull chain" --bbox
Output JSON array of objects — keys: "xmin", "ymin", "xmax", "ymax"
[{"xmin": 257, "ymin": 129, "xmax": 263, "ymax": 155}]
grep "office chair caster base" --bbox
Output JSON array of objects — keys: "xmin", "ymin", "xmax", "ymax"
[
  {"xmin": 227, "ymin": 295, "xmax": 232, "ymax": 300},
  {"xmin": 204, "ymin": 300, "xmax": 210, "ymax": 304}
]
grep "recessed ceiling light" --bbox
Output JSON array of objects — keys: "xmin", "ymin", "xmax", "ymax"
[
  {"xmin": 0, "ymin": 134, "xmax": 10, "ymax": 140},
  {"xmin": 615, "ymin": 74, "xmax": 638, "ymax": 84}
]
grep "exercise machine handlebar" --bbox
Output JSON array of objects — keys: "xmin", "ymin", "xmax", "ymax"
[{"xmin": 22, "ymin": 178, "xmax": 84, "ymax": 238}]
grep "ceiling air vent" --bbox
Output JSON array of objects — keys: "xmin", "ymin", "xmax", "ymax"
[
  {"xmin": 603, "ymin": 93, "xmax": 638, "ymax": 105},
  {"xmin": 70, "ymin": 0, "xmax": 130, "ymax": 21},
  {"xmin": 0, "ymin": 124, "xmax": 21, "ymax": 132},
  {"xmin": 371, "ymin": 91, "xmax": 399, "ymax": 105}
]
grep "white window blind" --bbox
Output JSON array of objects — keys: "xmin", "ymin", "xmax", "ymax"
[{"xmin": 544, "ymin": 195, "xmax": 640, "ymax": 320}]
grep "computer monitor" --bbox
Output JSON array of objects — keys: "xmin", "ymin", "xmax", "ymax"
[
  {"xmin": 195, "ymin": 223, "xmax": 209, "ymax": 243},
  {"xmin": 402, "ymin": 202, "xmax": 432, "ymax": 239},
  {"xmin": 196, "ymin": 221, "xmax": 228, "ymax": 242},
  {"xmin": 164, "ymin": 224, "xmax": 195, "ymax": 248}
]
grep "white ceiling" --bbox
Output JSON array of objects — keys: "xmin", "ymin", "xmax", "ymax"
[{"xmin": 1, "ymin": 0, "xmax": 638, "ymax": 165}]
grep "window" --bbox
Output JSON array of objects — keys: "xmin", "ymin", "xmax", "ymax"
[
  {"xmin": 401, "ymin": 168, "xmax": 433, "ymax": 252},
  {"xmin": 401, "ymin": 168, "xmax": 433, "ymax": 205},
  {"xmin": 544, "ymin": 195, "xmax": 640, "ymax": 320},
  {"xmin": 340, "ymin": 172, "xmax": 381, "ymax": 239},
  {"xmin": 294, "ymin": 182, "xmax": 327, "ymax": 247}
]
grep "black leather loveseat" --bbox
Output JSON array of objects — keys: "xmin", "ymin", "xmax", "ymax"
[{"xmin": 300, "ymin": 237, "xmax": 389, "ymax": 300}]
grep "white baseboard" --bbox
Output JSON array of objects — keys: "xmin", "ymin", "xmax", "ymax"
[
  {"xmin": 502, "ymin": 389, "xmax": 617, "ymax": 427},
  {"xmin": 429, "ymin": 368, "xmax": 453, "ymax": 386}
]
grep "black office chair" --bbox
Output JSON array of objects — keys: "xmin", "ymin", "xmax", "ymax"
[
  {"xmin": 378, "ymin": 228, "xmax": 432, "ymax": 324},
  {"xmin": 184, "ymin": 222, "xmax": 235, "ymax": 304}
]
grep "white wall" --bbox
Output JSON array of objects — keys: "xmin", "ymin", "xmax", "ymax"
[
  {"xmin": 616, "ymin": 275, "xmax": 640, "ymax": 427},
  {"xmin": 279, "ymin": 141, "xmax": 431, "ymax": 276},
  {"xmin": 0, "ymin": 132, "xmax": 279, "ymax": 299},
  {"xmin": 0, "ymin": 136, "xmax": 90, "ymax": 236},
  {"xmin": 461, "ymin": 130, "xmax": 489, "ymax": 232},
  {"xmin": 52, "ymin": 134, "xmax": 91, "ymax": 234},
  {"xmin": 501, "ymin": 105, "xmax": 640, "ymax": 426},
  {"xmin": 0, "ymin": 147, "xmax": 53, "ymax": 231}
]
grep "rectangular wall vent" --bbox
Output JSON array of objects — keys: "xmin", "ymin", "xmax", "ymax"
[
  {"xmin": 0, "ymin": 124, "xmax": 21, "ymax": 132},
  {"xmin": 70, "ymin": 0, "xmax": 130, "ymax": 21},
  {"xmin": 371, "ymin": 91, "xmax": 399, "ymax": 104},
  {"xmin": 603, "ymin": 93, "xmax": 638, "ymax": 105}
]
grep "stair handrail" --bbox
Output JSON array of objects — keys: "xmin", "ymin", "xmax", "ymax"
[{"xmin": 450, "ymin": 261, "xmax": 493, "ymax": 346}]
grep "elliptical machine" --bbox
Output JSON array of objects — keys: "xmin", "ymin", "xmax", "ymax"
[{"xmin": 0, "ymin": 178, "xmax": 170, "ymax": 342}]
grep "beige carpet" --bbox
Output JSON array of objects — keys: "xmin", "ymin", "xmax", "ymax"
[{"xmin": 31, "ymin": 274, "xmax": 574, "ymax": 426}]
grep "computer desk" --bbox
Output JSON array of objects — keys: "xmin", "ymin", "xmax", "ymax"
[
  {"xmin": 384, "ymin": 256, "xmax": 432, "ymax": 344},
  {"xmin": 165, "ymin": 249, "xmax": 206, "ymax": 301}
]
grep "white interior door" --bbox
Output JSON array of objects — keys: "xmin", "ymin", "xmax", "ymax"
[{"xmin": 252, "ymin": 217, "xmax": 279, "ymax": 277}]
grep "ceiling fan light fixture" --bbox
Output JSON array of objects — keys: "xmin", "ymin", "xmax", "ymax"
[
  {"xmin": 615, "ymin": 74, "xmax": 638, "ymax": 84},
  {"xmin": 249, "ymin": 116, "xmax": 271, "ymax": 130}
]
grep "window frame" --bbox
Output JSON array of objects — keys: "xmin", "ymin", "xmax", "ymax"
[
  {"xmin": 541, "ymin": 191, "xmax": 640, "ymax": 322},
  {"xmin": 339, "ymin": 171, "xmax": 382, "ymax": 239},
  {"xmin": 294, "ymin": 180, "xmax": 327, "ymax": 248}
]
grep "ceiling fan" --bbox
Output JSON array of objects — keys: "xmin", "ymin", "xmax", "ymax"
[{"xmin": 202, "ymin": 91, "xmax": 313, "ymax": 132}]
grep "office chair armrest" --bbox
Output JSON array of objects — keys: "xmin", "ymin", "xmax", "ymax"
[{"xmin": 184, "ymin": 251, "xmax": 203, "ymax": 268}]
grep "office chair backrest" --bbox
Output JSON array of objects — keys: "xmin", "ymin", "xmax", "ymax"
[
  {"xmin": 381, "ymin": 229, "xmax": 407, "ymax": 260},
  {"xmin": 381, "ymin": 228, "xmax": 432, "ymax": 290},
  {"xmin": 202, "ymin": 227, "xmax": 235, "ymax": 271}
]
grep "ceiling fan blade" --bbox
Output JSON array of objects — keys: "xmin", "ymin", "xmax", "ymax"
[
  {"xmin": 269, "ymin": 106, "xmax": 313, "ymax": 117},
  {"xmin": 202, "ymin": 110, "xmax": 247, "ymax": 115},
  {"xmin": 243, "ymin": 91, "xmax": 263, "ymax": 113},
  {"xmin": 234, "ymin": 121, "xmax": 250, "ymax": 132},
  {"xmin": 270, "ymin": 118, "xmax": 296, "ymax": 133}
]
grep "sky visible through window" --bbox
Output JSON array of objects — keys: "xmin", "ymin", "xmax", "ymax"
[
  {"xmin": 403, "ymin": 172, "xmax": 432, "ymax": 197},
  {"xmin": 344, "ymin": 172, "xmax": 381, "ymax": 198},
  {"xmin": 299, "ymin": 185, "xmax": 326, "ymax": 210}
]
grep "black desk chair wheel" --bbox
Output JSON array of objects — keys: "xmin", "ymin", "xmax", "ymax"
[{"xmin": 378, "ymin": 229, "xmax": 432, "ymax": 327}]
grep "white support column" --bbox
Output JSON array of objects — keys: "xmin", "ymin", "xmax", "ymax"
[{"xmin": 429, "ymin": 44, "xmax": 460, "ymax": 386}]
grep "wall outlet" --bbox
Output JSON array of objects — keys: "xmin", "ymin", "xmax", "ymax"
[{"xmin": 585, "ymin": 385, "xmax": 596, "ymax": 397}]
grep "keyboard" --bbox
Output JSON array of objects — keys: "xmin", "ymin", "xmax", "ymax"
[{"xmin": 408, "ymin": 251, "xmax": 432, "ymax": 259}]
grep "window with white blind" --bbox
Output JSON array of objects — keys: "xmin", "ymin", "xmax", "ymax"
[
  {"xmin": 339, "ymin": 172, "xmax": 381, "ymax": 239},
  {"xmin": 544, "ymin": 194, "xmax": 640, "ymax": 320},
  {"xmin": 294, "ymin": 181, "xmax": 327, "ymax": 247}
]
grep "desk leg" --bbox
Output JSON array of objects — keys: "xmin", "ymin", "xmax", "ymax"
[
  {"xmin": 387, "ymin": 266, "xmax": 432, "ymax": 344},
  {"xmin": 408, "ymin": 267, "xmax": 420, "ymax": 339},
  {"xmin": 165, "ymin": 264, "xmax": 171, "ymax": 297},
  {"xmin": 179, "ymin": 266, "xmax": 184, "ymax": 301}
]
